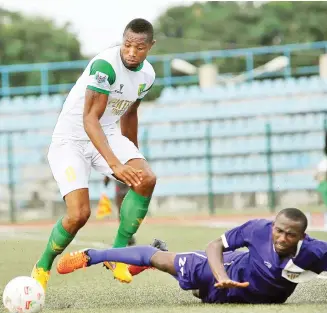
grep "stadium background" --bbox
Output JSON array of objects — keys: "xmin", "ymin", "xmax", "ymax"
[
  {"xmin": 0, "ymin": 1, "xmax": 327, "ymax": 226},
  {"xmin": 2, "ymin": 2, "xmax": 327, "ymax": 312}
]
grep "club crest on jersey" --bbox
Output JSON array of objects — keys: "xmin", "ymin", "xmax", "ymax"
[
  {"xmin": 286, "ymin": 271, "xmax": 300, "ymax": 280},
  {"xmin": 138, "ymin": 83, "xmax": 146, "ymax": 96},
  {"xmin": 95, "ymin": 71, "xmax": 108, "ymax": 84}
]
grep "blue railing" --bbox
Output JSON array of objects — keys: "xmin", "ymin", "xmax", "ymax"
[{"xmin": 1, "ymin": 41, "xmax": 327, "ymax": 97}]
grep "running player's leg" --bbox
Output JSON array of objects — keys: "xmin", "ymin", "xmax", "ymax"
[
  {"xmin": 31, "ymin": 139, "xmax": 91, "ymax": 291},
  {"xmin": 114, "ymin": 181, "xmax": 136, "ymax": 245},
  {"xmin": 92, "ymin": 133, "xmax": 155, "ymax": 282},
  {"xmin": 113, "ymin": 158, "xmax": 155, "ymax": 248},
  {"xmin": 115, "ymin": 181, "xmax": 128, "ymax": 220}
]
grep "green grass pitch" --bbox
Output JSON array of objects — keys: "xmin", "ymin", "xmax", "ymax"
[{"xmin": 1, "ymin": 222, "xmax": 327, "ymax": 313}]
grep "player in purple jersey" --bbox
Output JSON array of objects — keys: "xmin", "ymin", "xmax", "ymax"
[{"xmin": 56, "ymin": 208, "xmax": 327, "ymax": 304}]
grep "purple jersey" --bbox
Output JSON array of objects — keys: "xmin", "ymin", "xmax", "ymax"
[
  {"xmin": 221, "ymin": 219, "xmax": 327, "ymax": 303},
  {"xmin": 174, "ymin": 219, "xmax": 327, "ymax": 304}
]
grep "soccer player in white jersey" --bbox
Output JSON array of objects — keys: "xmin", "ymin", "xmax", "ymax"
[{"xmin": 31, "ymin": 18, "xmax": 157, "ymax": 291}]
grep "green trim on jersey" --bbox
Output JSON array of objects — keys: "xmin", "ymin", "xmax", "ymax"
[
  {"xmin": 137, "ymin": 83, "xmax": 153, "ymax": 100},
  {"xmin": 86, "ymin": 85, "xmax": 110, "ymax": 95},
  {"xmin": 89, "ymin": 59, "xmax": 116, "ymax": 85},
  {"xmin": 129, "ymin": 61, "xmax": 144, "ymax": 72},
  {"xmin": 144, "ymin": 83, "xmax": 153, "ymax": 92}
]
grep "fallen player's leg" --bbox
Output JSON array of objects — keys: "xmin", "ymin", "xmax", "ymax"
[
  {"xmin": 57, "ymin": 245, "xmax": 176, "ymax": 275},
  {"xmin": 56, "ymin": 245, "xmax": 223, "ymax": 303},
  {"xmin": 57, "ymin": 244, "xmax": 246, "ymax": 303},
  {"xmin": 128, "ymin": 238, "xmax": 168, "ymax": 276}
]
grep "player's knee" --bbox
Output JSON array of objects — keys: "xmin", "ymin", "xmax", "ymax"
[
  {"xmin": 150, "ymin": 253, "xmax": 168, "ymax": 272},
  {"xmin": 142, "ymin": 171, "xmax": 157, "ymax": 189},
  {"xmin": 134, "ymin": 171, "xmax": 156, "ymax": 197},
  {"xmin": 150, "ymin": 252, "xmax": 176, "ymax": 275},
  {"xmin": 66, "ymin": 205, "xmax": 91, "ymax": 229}
]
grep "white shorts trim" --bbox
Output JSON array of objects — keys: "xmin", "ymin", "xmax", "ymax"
[{"xmin": 221, "ymin": 234, "xmax": 229, "ymax": 248}]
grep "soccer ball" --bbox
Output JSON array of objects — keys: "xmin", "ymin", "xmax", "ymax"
[{"xmin": 2, "ymin": 276, "xmax": 45, "ymax": 313}]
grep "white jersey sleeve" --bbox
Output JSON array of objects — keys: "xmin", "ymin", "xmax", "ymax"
[{"xmin": 86, "ymin": 59, "xmax": 116, "ymax": 95}]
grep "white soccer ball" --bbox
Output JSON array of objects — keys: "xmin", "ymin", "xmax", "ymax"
[{"xmin": 2, "ymin": 276, "xmax": 45, "ymax": 313}]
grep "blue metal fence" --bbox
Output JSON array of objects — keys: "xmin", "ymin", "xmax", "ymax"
[{"xmin": 1, "ymin": 41, "xmax": 327, "ymax": 97}]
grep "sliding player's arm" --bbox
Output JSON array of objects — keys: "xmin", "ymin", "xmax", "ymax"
[
  {"xmin": 206, "ymin": 220, "xmax": 260, "ymax": 289},
  {"xmin": 206, "ymin": 237, "xmax": 231, "ymax": 284}
]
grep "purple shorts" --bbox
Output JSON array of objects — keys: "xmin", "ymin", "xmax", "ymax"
[{"xmin": 173, "ymin": 250, "xmax": 245, "ymax": 303}]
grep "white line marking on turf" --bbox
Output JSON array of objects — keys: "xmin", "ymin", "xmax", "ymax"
[{"xmin": 0, "ymin": 228, "xmax": 109, "ymax": 248}]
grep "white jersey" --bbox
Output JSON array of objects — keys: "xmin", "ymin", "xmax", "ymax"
[{"xmin": 52, "ymin": 45, "xmax": 155, "ymax": 140}]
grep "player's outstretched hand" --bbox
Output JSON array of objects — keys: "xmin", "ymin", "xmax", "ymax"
[
  {"xmin": 214, "ymin": 280, "xmax": 249, "ymax": 289},
  {"xmin": 111, "ymin": 164, "xmax": 143, "ymax": 187}
]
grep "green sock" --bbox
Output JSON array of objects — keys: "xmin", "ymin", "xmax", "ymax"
[
  {"xmin": 113, "ymin": 189, "xmax": 151, "ymax": 248},
  {"xmin": 37, "ymin": 217, "xmax": 75, "ymax": 271}
]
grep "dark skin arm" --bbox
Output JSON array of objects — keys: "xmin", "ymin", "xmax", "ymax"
[
  {"xmin": 83, "ymin": 90, "xmax": 142, "ymax": 187},
  {"xmin": 205, "ymin": 238, "xmax": 249, "ymax": 289},
  {"xmin": 120, "ymin": 99, "xmax": 141, "ymax": 148}
]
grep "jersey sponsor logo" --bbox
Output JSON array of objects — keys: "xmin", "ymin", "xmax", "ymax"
[
  {"xmin": 95, "ymin": 71, "xmax": 108, "ymax": 84},
  {"xmin": 109, "ymin": 98, "xmax": 133, "ymax": 115},
  {"xmin": 138, "ymin": 83, "xmax": 146, "ymax": 96},
  {"xmin": 114, "ymin": 84, "xmax": 124, "ymax": 94}
]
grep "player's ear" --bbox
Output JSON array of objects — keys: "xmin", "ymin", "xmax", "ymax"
[{"xmin": 149, "ymin": 39, "xmax": 156, "ymax": 50}]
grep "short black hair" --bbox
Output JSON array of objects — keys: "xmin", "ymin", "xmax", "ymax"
[
  {"xmin": 124, "ymin": 18, "xmax": 154, "ymax": 42},
  {"xmin": 276, "ymin": 208, "xmax": 308, "ymax": 232}
]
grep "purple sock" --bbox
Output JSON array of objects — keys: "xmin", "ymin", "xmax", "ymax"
[{"xmin": 87, "ymin": 245, "xmax": 159, "ymax": 266}]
